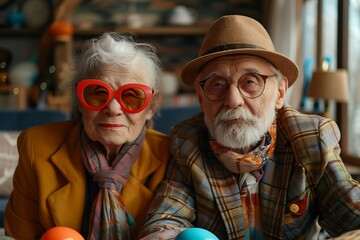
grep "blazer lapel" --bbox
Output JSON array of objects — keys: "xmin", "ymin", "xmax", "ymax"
[
  {"xmin": 48, "ymin": 124, "xmax": 86, "ymax": 230},
  {"xmin": 121, "ymin": 134, "xmax": 167, "ymax": 227},
  {"xmin": 202, "ymin": 147, "xmax": 245, "ymax": 239},
  {"xmin": 260, "ymin": 159, "xmax": 291, "ymax": 239},
  {"xmin": 129, "ymin": 139, "xmax": 162, "ymax": 182},
  {"xmin": 259, "ymin": 116, "xmax": 294, "ymax": 239},
  {"xmin": 121, "ymin": 137, "xmax": 162, "ymax": 201}
]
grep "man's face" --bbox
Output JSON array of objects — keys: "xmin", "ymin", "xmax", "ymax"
[{"xmin": 195, "ymin": 55, "xmax": 287, "ymax": 150}]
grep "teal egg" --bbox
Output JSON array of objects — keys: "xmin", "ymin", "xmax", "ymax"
[{"xmin": 176, "ymin": 228, "xmax": 219, "ymax": 240}]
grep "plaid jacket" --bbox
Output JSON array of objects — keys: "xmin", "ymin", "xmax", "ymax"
[{"xmin": 140, "ymin": 105, "xmax": 360, "ymax": 239}]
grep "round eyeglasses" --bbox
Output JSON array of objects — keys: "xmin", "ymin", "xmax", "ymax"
[
  {"xmin": 76, "ymin": 79, "xmax": 154, "ymax": 113},
  {"xmin": 199, "ymin": 72, "xmax": 275, "ymax": 101}
]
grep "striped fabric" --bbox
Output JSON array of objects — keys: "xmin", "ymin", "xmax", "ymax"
[{"xmin": 140, "ymin": 105, "xmax": 360, "ymax": 240}]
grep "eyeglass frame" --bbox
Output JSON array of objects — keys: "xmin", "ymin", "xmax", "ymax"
[
  {"xmin": 199, "ymin": 72, "xmax": 276, "ymax": 102},
  {"xmin": 76, "ymin": 79, "xmax": 154, "ymax": 113}
]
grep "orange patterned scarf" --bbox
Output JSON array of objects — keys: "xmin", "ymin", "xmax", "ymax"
[{"xmin": 209, "ymin": 118, "xmax": 276, "ymax": 175}]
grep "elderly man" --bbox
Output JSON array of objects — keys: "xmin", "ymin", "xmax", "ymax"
[{"xmin": 140, "ymin": 15, "xmax": 360, "ymax": 239}]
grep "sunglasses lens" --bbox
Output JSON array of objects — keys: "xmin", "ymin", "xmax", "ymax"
[
  {"xmin": 121, "ymin": 88, "xmax": 146, "ymax": 111},
  {"xmin": 83, "ymin": 84, "xmax": 109, "ymax": 108},
  {"xmin": 78, "ymin": 80, "xmax": 151, "ymax": 112}
]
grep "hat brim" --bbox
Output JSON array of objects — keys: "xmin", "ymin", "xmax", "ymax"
[{"xmin": 181, "ymin": 49, "xmax": 299, "ymax": 88}]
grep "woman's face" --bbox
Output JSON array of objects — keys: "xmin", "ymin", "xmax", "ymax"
[{"xmin": 78, "ymin": 64, "xmax": 155, "ymax": 158}]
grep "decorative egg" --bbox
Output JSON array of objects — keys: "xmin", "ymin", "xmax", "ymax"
[
  {"xmin": 41, "ymin": 226, "xmax": 84, "ymax": 240},
  {"xmin": 176, "ymin": 228, "xmax": 219, "ymax": 240},
  {"xmin": 49, "ymin": 21, "xmax": 74, "ymax": 41}
]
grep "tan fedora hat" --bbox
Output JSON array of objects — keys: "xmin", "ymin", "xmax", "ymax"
[{"xmin": 181, "ymin": 15, "xmax": 299, "ymax": 87}]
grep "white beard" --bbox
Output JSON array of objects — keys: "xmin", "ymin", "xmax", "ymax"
[{"xmin": 205, "ymin": 98, "xmax": 277, "ymax": 150}]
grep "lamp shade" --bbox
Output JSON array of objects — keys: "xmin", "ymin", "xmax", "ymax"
[{"xmin": 307, "ymin": 69, "xmax": 349, "ymax": 103}]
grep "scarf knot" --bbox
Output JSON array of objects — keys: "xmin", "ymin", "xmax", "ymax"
[{"xmin": 93, "ymin": 169, "xmax": 127, "ymax": 191}]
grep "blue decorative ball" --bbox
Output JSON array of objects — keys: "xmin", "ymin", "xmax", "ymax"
[
  {"xmin": 7, "ymin": 10, "xmax": 25, "ymax": 28},
  {"xmin": 176, "ymin": 228, "xmax": 219, "ymax": 240}
]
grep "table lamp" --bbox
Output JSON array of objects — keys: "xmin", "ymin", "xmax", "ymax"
[{"xmin": 307, "ymin": 68, "xmax": 349, "ymax": 119}]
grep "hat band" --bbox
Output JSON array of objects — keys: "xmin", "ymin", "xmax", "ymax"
[{"xmin": 204, "ymin": 43, "xmax": 265, "ymax": 56}]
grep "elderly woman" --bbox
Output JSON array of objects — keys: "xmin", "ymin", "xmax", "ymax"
[{"xmin": 4, "ymin": 32, "xmax": 170, "ymax": 239}]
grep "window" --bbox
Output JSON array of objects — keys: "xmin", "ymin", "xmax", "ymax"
[{"xmin": 348, "ymin": 0, "xmax": 360, "ymax": 157}]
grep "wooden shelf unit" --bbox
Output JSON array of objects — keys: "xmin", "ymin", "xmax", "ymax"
[
  {"xmin": 74, "ymin": 26, "xmax": 209, "ymax": 37},
  {"xmin": 0, "ymin": 85, "xmax": 30, "ymax": 109},
  {"xmin": 0, "ymin": 27, "xmax": 44, "ymax": 36}
]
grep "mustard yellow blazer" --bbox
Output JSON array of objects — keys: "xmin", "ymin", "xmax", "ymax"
[{"xmin": 4, "ymin": 120, "xmax": 170, "ymax": 239}]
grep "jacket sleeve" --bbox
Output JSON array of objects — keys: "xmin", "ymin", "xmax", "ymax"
[
  {"xmin": 139, "ymin": 119, "xmax": 203, "ymax": 239},
  {"xmin": 314, "ymin": 119, "xmax": 360, "ymax": 236},
  {"xmin": 5, "ymin": 121, "xmax": 81, "ymax": 239},
  {"xmin": 4, "ymin": 130, "xmax": 46, "ymax": 239},
  {"xmin": 138, "ymin": 145, "xmax": 196, "ymax": 239}
]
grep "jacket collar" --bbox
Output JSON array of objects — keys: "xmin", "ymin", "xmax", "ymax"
[{"xmin": 129, "ymin": 137, "xmax": 162, "ymax": 181}]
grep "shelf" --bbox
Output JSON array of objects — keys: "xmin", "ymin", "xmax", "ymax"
[
  {"xmin": 74, "ymin": 26, "xmax": 209, "ymax": 37},
  {"xmin": 0, "ymin": 25, "xmax": 209, "ymax": 38},
  {"xmin": 0, "ymin": 27, "xmax": 44, "ymax": 36}
]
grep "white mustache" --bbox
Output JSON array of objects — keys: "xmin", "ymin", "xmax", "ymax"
[{"xmin": 216, "ymin": 108, "xmax": 258, "ymax": 125}]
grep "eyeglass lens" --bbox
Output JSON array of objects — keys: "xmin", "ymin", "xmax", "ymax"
[{"xmin": 201, "ymin": 72, "xmax": 267, "ymax": 101}]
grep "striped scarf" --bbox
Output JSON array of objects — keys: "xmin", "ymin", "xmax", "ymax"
[{"xmin": 80, "ymin": 127, "xmax": 146, "ymax": 240}]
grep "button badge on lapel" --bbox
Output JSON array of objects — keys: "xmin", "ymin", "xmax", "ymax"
[{"xmin": 288, "ymin": 194, "xmax": 308, "ymax": 216}]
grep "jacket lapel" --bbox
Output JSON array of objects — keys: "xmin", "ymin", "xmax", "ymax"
[
  {"xmin": 121, "ymin": 132, "xmax": 167, "ymax": 227},
  {"xmin": 48, "ymin": 124, "xmax": 86, "ymax": 230},
  {"xmin": 202, "ymin": 144, "xmax": 245, "ymax": 239},
  {"xmin": 129, "ymin": 139, "xmax": 162, "ymax": 182},
  {"xmin": 260, "ymin": 152, "xmax": 291, "ymax": 239},
  {"xmin": 259, "ymin": 108, "xmax": 295, "ymax": 239}
]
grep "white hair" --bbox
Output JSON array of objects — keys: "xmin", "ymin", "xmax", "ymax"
[{"xmin": 70, "ymin": 32, "xmax": 161, "ymax": 121}]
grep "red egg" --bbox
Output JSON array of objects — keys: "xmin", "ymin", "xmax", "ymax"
[{"xmin": 41, "ymin": 226, "xmax": 84, "ymax": 240}]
